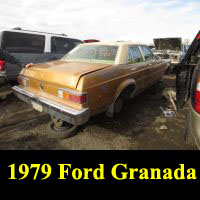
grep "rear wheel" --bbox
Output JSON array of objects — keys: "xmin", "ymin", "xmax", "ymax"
[
  {"xmin": 113, "ymin": 96, "xmax": 124, "ymax": 114},
  {"xmin": 47, "ymin": 116, "xmax": 79, "ymax": 139}
]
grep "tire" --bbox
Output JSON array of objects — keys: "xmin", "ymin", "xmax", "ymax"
[
  {"xmin": 47, "ymin": 121, "xmax": 79, "ymax": 139},
  {"xmin": 184, "ymin": 113, "xmax": 196, "ymax": 147},
  {"xmin": 113, "ymin": 96, "xmax": 124, "ymax": 114},
  {"xmin": 165, "ymin": 67, "xmax": 172, "ymax": 75}
]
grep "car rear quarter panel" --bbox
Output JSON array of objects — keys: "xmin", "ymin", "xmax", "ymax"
[{"xmin": 77, "ymin": 64, "xmax": 148, "ymax": 116}]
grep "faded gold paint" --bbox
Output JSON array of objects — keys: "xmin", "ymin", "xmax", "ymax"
[{"xmin": 18, "ymin": 42, "xmax": 169, "ymax": 117}]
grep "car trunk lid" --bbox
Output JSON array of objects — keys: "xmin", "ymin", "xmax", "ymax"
[{"xmin": 22, "ymin": 60, "xmax": 111, "ymax": 89}]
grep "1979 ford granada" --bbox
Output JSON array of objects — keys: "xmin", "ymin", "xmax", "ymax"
[{"xmin": 13, "ymin": 42, "xmax": 170, "ymax": 138}]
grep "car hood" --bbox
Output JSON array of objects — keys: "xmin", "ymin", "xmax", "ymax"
[
  {"xmin": 153, "ymin": 38, "xmax": 182, "ymax": 51},
  {"xmin": 22, "ymin": 60, "xmax": 111, "ymax": 89}
]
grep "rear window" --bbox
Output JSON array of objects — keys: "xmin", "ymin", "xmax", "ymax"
[
  {"xmin": 63, "ymin": 45, "xmax": 118, "ymax": 64},
  {"xmin": 51, "ymin": 37, "xmax": 71, "ymax": 53},
  {"xmin": 1, "ymin": 31, "xmax": 45, "ymax": 53},
  {"xmin": 69, "ymin": 38, "xmax": 83, "ymax": 49}
]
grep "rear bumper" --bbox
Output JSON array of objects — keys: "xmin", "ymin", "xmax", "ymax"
[
  {"xmin": 12, "ymin": 86, "xmax": 90, "ymax": 126},
  {"xmin": 0, "ymin": 71, "xmax": 6, "ymax": 76}
]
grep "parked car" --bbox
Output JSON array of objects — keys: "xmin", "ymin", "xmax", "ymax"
[
  {"xmin": 185, "ymin": 61, "xmax": 200, "ymax": 149},
  {"xmin": 147, "ymin": 44, "xmax": 156, "ymax": 54},
  {"xmin": 13, "ymin": 42, "xmax": 170, "ymax": 138},
  {"xmin": 0, "ymin": 27, "xmax": 83, "ymax": 85},
  {"xmin": 153, "ymin": 38, "xmax": 188, "ymax": 73},
  {"xmin": 148, "ymin": 44, "xmax": 154, "ymax": 49},
  {"xmin": 176, "ymin": 30, "xmax": 200, "ymax": 149}
]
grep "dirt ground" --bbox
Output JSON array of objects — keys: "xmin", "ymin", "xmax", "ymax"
[{"xmin": 0, "ymin": 75, "xmax": 197, "ymax": 150}]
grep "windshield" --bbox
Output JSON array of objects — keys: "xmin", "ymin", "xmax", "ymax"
[{"xmin": 62, "ymin": 45, "xmax": 118, "ymax": 64}]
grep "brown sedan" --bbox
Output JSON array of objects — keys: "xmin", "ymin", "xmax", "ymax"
[{"xmin": 13, "ymin": 42, "xmax": 170, "ymax": 138}]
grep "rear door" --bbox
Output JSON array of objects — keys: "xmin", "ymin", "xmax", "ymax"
[
  {"xmin": 127, "ymin": 46, "xmax": 148, "ymax": 90},
  {"xmin": 1, "ymin": 31, "xmax": 46, "ymax": 81}
]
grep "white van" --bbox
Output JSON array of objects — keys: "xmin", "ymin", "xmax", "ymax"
[{"xmin": 0, "ymin": 27, "xmax": 83, "ymax": 85}]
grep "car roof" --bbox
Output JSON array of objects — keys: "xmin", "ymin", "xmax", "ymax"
[
  {"xmin": 0, "ymin": 28, "xmax": 81, "ymax": 40},
  {"xmin": 80, "ymin": 41, "xmax": 146, "ymax": 46}
]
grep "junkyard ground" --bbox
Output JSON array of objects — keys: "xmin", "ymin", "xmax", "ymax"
[{"xmin": 0, "ymin": 75, "xmax": 197, "ymax": 150}]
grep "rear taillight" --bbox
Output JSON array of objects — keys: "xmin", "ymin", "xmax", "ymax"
[
  {"xmin": 58, "ymin": 89, "xmax": 87, "ymax": 104},
  {"xmin": 0, "ymin": 60, "xmax": 5, "ymax": 71},
  {"xmin": 194, "ymin": 78, "xmax": 200, "ymax": 113},
  {"xmin": 197, "ymin": 34, "xmax": 200, "ymax": 40}
]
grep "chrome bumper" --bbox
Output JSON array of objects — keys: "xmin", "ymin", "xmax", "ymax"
[
  {"xmin": 12, "ymin": 86, "xmax": 90, "ymax": 126},
  {"xmin": 0, "ymin": 71, "xmax": 6, "ymax": 78},
  {"xmin": 0, "ymin": 72, "xmax": 6, "ymax": 85}
]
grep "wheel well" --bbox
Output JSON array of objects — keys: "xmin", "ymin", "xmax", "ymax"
[
  {"xmin": 106, "ymin": 83, "xmax": 136, "ymax": 118},
  {"xmin": 120, "ymin": 84, "xmax": 136, "ymax": 101}
]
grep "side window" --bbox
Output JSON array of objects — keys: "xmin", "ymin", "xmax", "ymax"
[
  {"xmin": 141, "ymin": 46, "xmax": 154, "ymax": 61},
  {"xmin": 128, "ymin": 49, "xmax": 133, "ymax": 64},
  {"xmin": 2, "ymin": 31, "xmax": 45, "ymax": 53},
  {"xmin": 51, "ymin": 37, "xmax": 71, "ymax": 53},
  {"xmin": 69, "ymin": 39, "xmax": 83, "ymax": 49},
  {"xmin": 128, "ymin": 47, "xmax": 143, "ymax": 64}
]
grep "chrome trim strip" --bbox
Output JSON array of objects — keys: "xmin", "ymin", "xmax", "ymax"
[
  {"xmin": 58, "ymin": 87, "xmax": 86, "ymax": 96},
  {"xmin": 0, "ymin": 71, "xmax": 6, "ymax": 75},
  {"xmin": 13, "ymin": 86, "xmax": 35, "ymax": 98}
]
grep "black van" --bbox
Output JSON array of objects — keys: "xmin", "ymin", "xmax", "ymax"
[{"xmin": 0, "ymin": 28, "xmax": 83, "ymax": 85}]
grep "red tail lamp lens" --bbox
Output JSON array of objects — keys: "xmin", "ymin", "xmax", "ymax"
[
  {"xmin": 0, "ymin": 60, "xmax": 5, "ymax": 71},
  {"xmin": 194, "ymin": 79, "xmax": 200, "ymax": 113},
  {"xmin": 69, "ymin": 93, "xmax": 87, "ymax": 104}
]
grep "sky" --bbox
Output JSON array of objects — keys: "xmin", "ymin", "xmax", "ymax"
[{"xmin": 0, "ymin": 0, "xmax": 199, "ymax": 44}]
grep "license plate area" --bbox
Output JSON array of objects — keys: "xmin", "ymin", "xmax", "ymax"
[{"xmin": 31, "ymin": 101, "xmax": 43, "ymax": 112}]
